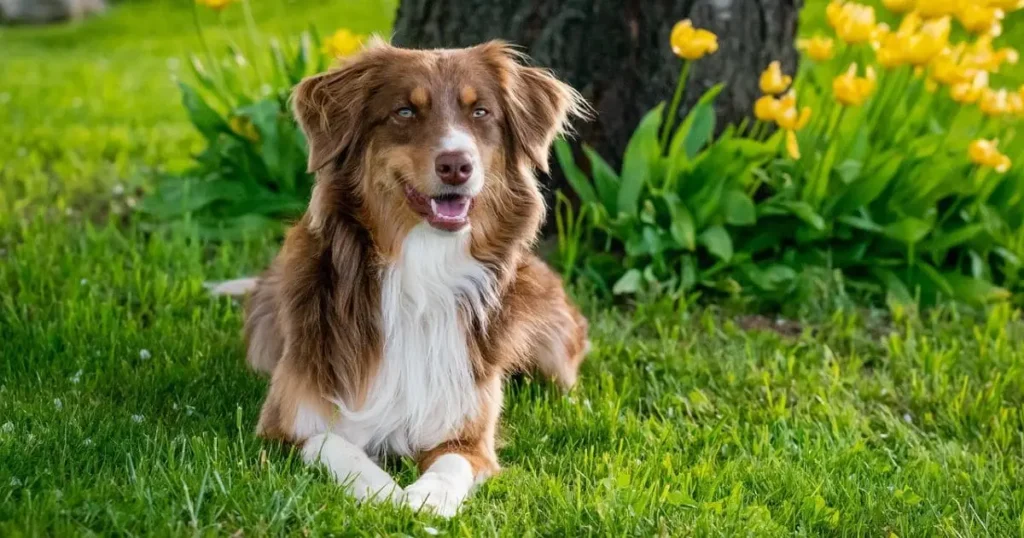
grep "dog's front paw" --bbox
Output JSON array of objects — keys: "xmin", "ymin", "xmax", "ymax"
[{"xmin": 403, "ymin": 475, "xmax": 465, "ymax": 518}]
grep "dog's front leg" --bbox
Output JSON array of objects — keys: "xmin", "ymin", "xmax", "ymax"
[
  {"xmin": 404, "ymin": 379, "xmax": 502, "ymax": 518},
  {"xmin": 405, "ymin": 450, "xmax": 495, "ymax": 518},
  {"xmin": 302, "ymin": 432, "xmax": 404, "ymax": 503}
]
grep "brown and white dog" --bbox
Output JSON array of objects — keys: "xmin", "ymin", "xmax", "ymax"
[{"xmin": 216, "ymin": 39, "xmax": 590, "ymax": 517}]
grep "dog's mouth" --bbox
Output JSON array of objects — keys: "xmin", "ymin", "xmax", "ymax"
[{"xmin": 404, "ymin": 185, "xmax": 474, "ymax": 232}]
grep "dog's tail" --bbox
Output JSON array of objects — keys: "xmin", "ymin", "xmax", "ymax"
[
  {"xmin": 205, "ymin": 276, "xmax": 282, "ymax": 374},
  {"xmin": 204, "ymin": 277, "xmax": 260, "ymax": 297}
]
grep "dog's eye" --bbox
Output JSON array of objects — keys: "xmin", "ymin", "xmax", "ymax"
[
  {"xmin": 472, "ymin": 107, "xmax": 488, "ymax": 118},
  {"xmin": 395, "ymin": 107, "xmax": 415, "ymax": 119}
]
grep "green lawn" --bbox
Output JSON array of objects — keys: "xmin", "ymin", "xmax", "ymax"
[{"xmin": 3, "ymin": 1, "xmax": 1024, "ymax": 535}]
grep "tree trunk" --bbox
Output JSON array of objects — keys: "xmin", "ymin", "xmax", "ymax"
[
  {"xmin": 0, "ymin": 0, "xmax": 105, "ymax": 24},
  {"xmin": 393, "ymin": 0, "xmax": 802, "ymax": 229}
]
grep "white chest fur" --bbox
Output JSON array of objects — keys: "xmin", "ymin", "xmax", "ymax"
[{"xmin": 334, "ymin": 224, "xmax": 494, "ymax": 457}]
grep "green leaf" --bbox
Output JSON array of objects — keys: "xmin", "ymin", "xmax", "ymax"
[
  {"xmin": 723, "ymin": 190, "xmax": 757, "ymax": 226},
  {"xmin": 642, "ymin": 226, "xmax": 663, "ymax": 256},
  {"xmin": 137, "ymin": 176, "xmax": 247, "ymax": 219},
  {"xmin": 613, "ymin": 269, "xmax": 643, "ymax": 295},
  {"xmin": 619, "ymin": 104, "xmax": 664, "ymax": 216},
  {"xmin": 839, "ymin": 214, "xmax": 883, "ymax": 233},
  {"xmin": 944, "ymin": 273, "xmax": 1011, "ymax": 305},
  {"xmin": 777, "ymin": 201, "xmax": 826, "ymax": 231},
  {"xmin": 920, "ymin": 225, "xmax": 985, "ymax": 254},
  {"xmin": 683, "ymin": 100, "xmax": 716, "ymax": 160},
  {"xmin": 239, "ymin": 99, "xmax": 298, "ymax": 190},
  {"xmin": 882, "ymin": 218, "xmax": 932, "ymax": 245},
  {"xmin": 871, "ymin": 267, "xmax": 914, "ymax": 306},
  {"xmin": 668, "ymin": 84, "xmax": 724, "ymax": 159},
  {"xmin": 194, "ymin": 213, "xmax": 283, "ymax": 241},
  {"xmin": 740, "ymin": 263, "xmax": 796, "ymax": 292},
  {"xmin": 269, "ymin": 37, "xmax": 291, "ymax": 88},
  {"xmin": 829, "ymin": 153, "xmax": 901, "ymax": 216},
  {"xmin": 680, "ymin": 256, "xmax": 698, "ymax": 290},
  {"xmin": 186, "ymin": 55, "xmax": 227, "ymax": 107},
  {"xmin": 666, "ymin": 491, "xmax": 697, "ymax": 507},
  {"xmin": 583, "ymin": 145, "xmax": 621, "ymax": 214},
  {"xmin": 668, "ymin": 199, "xmax": 696, "ymax": 250},
  {"xmin": 178, "ymin": 82, "xmax": 228, "ymax": 141},
  {"xmin": 553, "ymin": 139, "xmax": 600, "ymax": 206},
  {"xmin": 699, "ymin": 225, "xmax": 733, "ymax": 262},
  {"xmin": 915, "ymin": 261, "xmax": 954, "ymax": 297},
  {"xmin": 808, "ymin": 143, "xmax": 838, "ymax": 205},
  {"xmin": 221, "ymin": 190, "xmax": 307, "ymax": 218},
  {"xmin": 835, "ymin": 159, "xmax": 863, "ymax": 184}
]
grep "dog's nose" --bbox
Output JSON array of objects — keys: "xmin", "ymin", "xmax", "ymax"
[{"xmin": 435, "ymin": 152, "xmax": 473, "ymax": 185}]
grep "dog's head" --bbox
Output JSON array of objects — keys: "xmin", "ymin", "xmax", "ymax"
[{"xmin": 292, "ymin": 39, "xmax": 585, "ymax": 249}]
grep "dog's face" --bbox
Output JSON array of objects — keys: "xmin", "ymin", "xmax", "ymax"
[
  {"xmin": 361, "ymin": 51, "xmax": 504, "ymax": 232},
  {"xmin": 293, "ymin": 39, "xmax": 583, "ymax": 237}
]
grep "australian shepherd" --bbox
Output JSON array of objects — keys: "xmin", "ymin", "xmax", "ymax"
[{"xmin": 213, "ymin": 38, "xmax": 590, "ymax": 517}]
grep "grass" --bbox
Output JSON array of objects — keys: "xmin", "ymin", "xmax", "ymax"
[{"xmin": 3, "ymin": 0, "xmax": 1024, "ymax": 535}]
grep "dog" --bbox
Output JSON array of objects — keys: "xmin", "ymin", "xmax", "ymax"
[{"xmin": 213, "ymin": 38, "xmax": 590, "ymax": 517}]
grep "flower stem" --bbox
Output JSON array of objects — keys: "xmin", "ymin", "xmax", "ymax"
[
  {"xmin": 934, "ymin": 102, "xmax": 963, "ymax": 157},
  {"xmin": 240, "ymin": 0, "xmax": 266, "ymax": 88},
  {"xmin": 191, "ymin": 2, "xmax": 222, "ymax": 82},
  {"xmin": 660, "ymin": 60, "xmax": 691, "ymax": 154}
]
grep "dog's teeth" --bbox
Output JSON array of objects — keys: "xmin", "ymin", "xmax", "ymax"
[{"xmin": 429, "ymin": 199, "xmax": 439, "ymax": 216}]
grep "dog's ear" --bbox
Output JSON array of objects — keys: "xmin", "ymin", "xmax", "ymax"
[
  {"xmin": 292, "ymin": 44, "xmax": 383, "ymax": 173},
  {"xmin": 481, "ymin": 42, "xmax": 588, "ymax": 173}
]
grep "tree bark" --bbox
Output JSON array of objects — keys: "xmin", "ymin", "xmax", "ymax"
[
  {"xmin": 393, "ymin": 0, "xmax": 802, "ymax": 227},
  {"xmin": 0, "ymin": 0, "xmax": 105, "ymax": 24}
]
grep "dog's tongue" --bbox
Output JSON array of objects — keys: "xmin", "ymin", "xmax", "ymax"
[{"xmin": 429, "ymin": 196, "xmax": 470, "ymax": 220}]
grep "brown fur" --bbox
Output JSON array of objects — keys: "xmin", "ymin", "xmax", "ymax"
[{"xmin": 245, "ymin": 39, "xmax": 589, "ymax": 479}]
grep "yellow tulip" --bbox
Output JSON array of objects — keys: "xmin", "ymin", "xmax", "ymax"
[
  {"xmin": 969, "ymin": 139, "xmax": 1012, "ymax": 173},
  {"xmin": 670, "ymin": 20, "xmax": 720, "ymax": 60},
  {"xmin": 882, "ymin": 0, "xmax": 915, "ymax": 13},
  {"xmin": 873, "ymin": 26, "xmax": 905, "ymax": 68},
  {"xmin": 958, "ymin": 3, "xmax": 1005, "ymax": 36},
  {"xmin": 196, "ymin": 0, "xmax": 232, "ymax": 9},
  {"xmin": 322, "ymin": 29, "xmax": 365, "ymax": 58},
  {"xmin": 917, "ymin": 0, "xmax": 957, "ymax": 18},
  {"xmin": 797, "ymin": 36, "xmax": 835, "ymax": 61},
  {"xmin": 963, "ymin": 35, "xmax": 1019, "ymax": 73},
  {"xmin": 773, "ymin": 92, "xmax": 812, "ymax": 130},
  {"xmin": 902, "ymin": 16, "xmax": 952, "ymax": 66},
  {"xmin": 754, "ymin": 95, "xmax": 783, "ymax": 122},
  {"xmin": 950, "ymin": 70, "xmax": 989, "ymax": 103},
  {"xmin": 829, "ymin": 2, "xmax": 877, "ymax": 44},
  {"xmin": 987, "ymin": 0, "xmax": 1024, "ymax": 10},
  {"xmin": 826, "ymin": 1, "xmax": 844, "ymax": 29},
  {"xmin": 760, "ymin": 61, "xmax": 792, "ymax": 94},
  {"xmin": 767, "ymin": 91, "xmax": 811, "ymax": 160},
  {"xmin": 776, "ymin": 103, "xmax": 812, "ymax": 131},
  {"xmin": 980, "ymin": 88, "xmax": 1011, "ymax": 116},
  {"xmin": 873, "ymin": 13, "xmax": 949, "ymax": 68},
  {"xmin": 871, "ymin": 22, "xmax": 892, "ymax": 44},
  {"xmin": 930, "ymin": 44, "xmax": 974, "ymax": 86},
  {"xmin": 1008, "ymin": 92, "xmax": 1024, "ymax": 115},
  {"xmin": 777, "ymin": 91, "xmax": 797, "ymax": 110},
  {"xmin": 833, "ymin": 63, "xmax": 877, "ymax": 106},
  {"xmin": 786, "ymin": 130, "xmax": 802, "ymax": 159},
  {"xmin": 876, "ymin": 45, "xmax": 904, "ymax": 68}
]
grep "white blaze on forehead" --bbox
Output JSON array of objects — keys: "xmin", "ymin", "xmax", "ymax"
[{"xmin": 438, "ymin": 128, "xmax": 477, "ymax": 154}]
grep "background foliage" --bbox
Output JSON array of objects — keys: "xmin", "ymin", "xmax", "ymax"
[
  {"xmin": 555, "ymin": 1, "xmax": 1024, "ymax": 312},
  {"xmin": 134, "ymin": 2, "xmax": 333, "ymax": 238}
]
